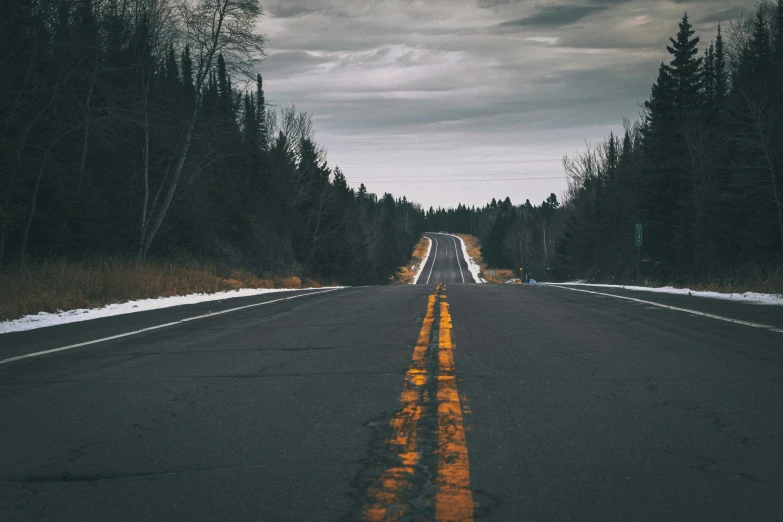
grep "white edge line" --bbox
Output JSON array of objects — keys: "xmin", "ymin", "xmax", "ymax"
[
  {"xmin": 411, "ymin": 236, "xmax": 433, "ymax": 285},
  {"xmin": 543, "ymin": 284, "xmax": 783, "ymax": 334},
  {"xmin": 425, "ymin": 236, "xmax": 439, "ymax": 285},
  {"xmin": 0, "ymin": 288, "xmax": 342, "ymax": 366},
  {"xmin": 449, "ymin": 235, "xmax": 466, "ymax": 283}
]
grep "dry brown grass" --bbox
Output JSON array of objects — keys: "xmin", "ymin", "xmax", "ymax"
[
  {"xmin": 480, "ymin": 268, "xmax": 517, "ymax": 284},
  {"xmin": 454, "ymin": 234, "xmax": 517, "ymax": 283},
  {"xmin": 0, "ymin": 258, "xmax": 324, "ymax": 322},
  {"xmin": 391, "ymin": 237, "xmax": 433, "ymax": 284}
]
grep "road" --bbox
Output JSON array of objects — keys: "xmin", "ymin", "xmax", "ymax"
[
  {"xmin": 2, "ymin": 281, "xmax": 782, "ymax": 521},
  {"xmin": 416, "ymin": 233, "xmax": 476, "ymax": 284}
]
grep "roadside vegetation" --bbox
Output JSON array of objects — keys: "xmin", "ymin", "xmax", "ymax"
[
  {"xmin": 455, "ymin": 234, "xmax": 514, "ymax": 284},
  {"xmin": 392, "ymin": 237, "xmax": 431, "ymax": 284},
  {"xmin": 0, "ymin": 259, "xmax": 323, "ymax": 322}
]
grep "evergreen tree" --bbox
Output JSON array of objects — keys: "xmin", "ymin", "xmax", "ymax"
[
  {"xmin": 749, "ymin": 9, "xmax": 772, "ymax": 78},
  {"xmin": 256, "ymin": 74, "xmax": 268, "ymax": 151},
  {"xmin": 703, "ymin": 42, "xmax": 716, "ymax": 106},
  {"xmin": 714, "ymin": 24, "xmax": 728, "ymax": 109},
  {"xmin": 606, "ymin": 131, "xmax": 618, "ymax": 178},
  {"xmin": 776, "ymin": 1, "xmax": 783, "ymax": 68},
  {"xmin": 665, "ymin": 13, "xmax": 703, "ymax": 116},
  {"xmin": 181, "ymin": 45, "xmax": 194, "ymax": 102}
]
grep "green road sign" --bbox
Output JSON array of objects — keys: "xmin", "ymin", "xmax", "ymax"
[{"xmin": 635, "ymin": 224, "xmax": 643, "ymax": 247}]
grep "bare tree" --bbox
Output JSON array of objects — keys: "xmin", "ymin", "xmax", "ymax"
[
  {"xmin": 134, "ymin": 0, "xmax": 175, "ymax": 258},
  {"xmin": 562, "ymin": 142, "xmax": 602, "ymax": 203},
  {"xmin": 138, "ymin": 0, "xmax": 264, "ymax": 258}
]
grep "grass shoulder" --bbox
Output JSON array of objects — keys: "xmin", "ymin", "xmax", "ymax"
[
  {"xmin": 0, "ymin": 258, "xmax": 325, "ymax": 322},
  {"xmin": 391, "ymin": 237, "xmax": 432, "ymax": 284}
]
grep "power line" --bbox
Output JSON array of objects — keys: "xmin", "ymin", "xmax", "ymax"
[
  {"xmin": 348, "ymin": 177, "xmax": 568, "ymax": 184},
  {"xmin": 349, "ymin": 171, "xmax": 563, "ymax": 179},
  {"xmin": 339, "ymin": 159, "xmax": 562, "ymax": 168}
]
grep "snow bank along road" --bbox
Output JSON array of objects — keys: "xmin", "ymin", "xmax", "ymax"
[{"xmin": 2, "ymin": 282, "xmax": 783, "ymax": 521}]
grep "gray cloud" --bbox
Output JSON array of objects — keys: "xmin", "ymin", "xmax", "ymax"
[
  {"xmin": 267, "ymin": 4, "xmax": 316, "ymax": 18},
  {"xmin": 477, "ymin": 0, "xmax": 520, "ymax": 8},
  {"xmin": 699, "ymin": 7, "xmax": 746, "ymax": 24},
  {"xmin": 499, "ymin": 5, "xmax": 607, "ymax": 28},
  {"xmin": 261, "ymin": 51, "xmax": 329, "ymax": 78}
]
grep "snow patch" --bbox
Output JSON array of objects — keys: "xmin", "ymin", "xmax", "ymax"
[
  {"xmin": 544, "ymin": 283, "xmax": 783, "ymax": 306},
  {"xmin": 411, "ymin": 236, "xmax": 433, "ymax": 285},
  {"xmin": 0, "ymin": 287, "xmax": 339, "ymax": 335}
]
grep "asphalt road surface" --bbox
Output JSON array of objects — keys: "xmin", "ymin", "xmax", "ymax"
[
  {"xmin": 416, "ymin": 233, "xmax": 476, "ymax": 284},
  {"xmin": 2, "ymin": 280, "xmax": 782, "ymax": 521}
]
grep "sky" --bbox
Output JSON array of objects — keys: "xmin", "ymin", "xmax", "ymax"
[{"xmin": 256, "ymin": 0, "xmax": 758, "ymax": 210}]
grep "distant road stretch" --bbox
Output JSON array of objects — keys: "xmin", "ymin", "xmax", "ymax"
[{"xmin": 417, "ymin": 232, "xmax": 476, "ymax": 284}]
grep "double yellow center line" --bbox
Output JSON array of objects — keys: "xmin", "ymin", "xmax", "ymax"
[
  {"xmin": 435, "ymin": 293, "xmax": 473, "ymax": 521},
  {"xmin": 363, "ymin": 284, "xmax": 474, "ymax": 521}
]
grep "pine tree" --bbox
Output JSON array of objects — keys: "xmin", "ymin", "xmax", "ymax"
[
  {"xmin": 165, "ymin": 43, "xmax": 179, "ymax": 90},
  {"xmin": 621, "ymin": 130, "xmax": 632, "ymax": 162},
  {"xmin": 606, "ymin": 131, "xmax": 618, "ymax": 178},
  {"xmin": 749, "ymin": 9, "xmax": 772, "ymax": 78},
  {"xmin": 665, "ymin": 13, "xmax": 703, "ymax": 116},
  {"xmin": 644, "ymin": 63, "xmax": 675, "ymax": 135},
  {"xmin": 714, "ymin": 24, "xmax": 728, "ymax": 109},
  {"xmin": 243, "ymin": 93, "xmax": 257, "ymax": 143},
  {"xmin": 703, "ymin": 42, "xmax": 716, "ymax": 106},
  {"xmin": 256, "ymin": 74, "xmax": 268, "ymax": 151},
  {"xmin": 181, "ymin": 45, "xmax": 194, "ymax": 102},
  {"xmin": 776, "ymin": 0, "xmax": 783, "ymax": 68}
]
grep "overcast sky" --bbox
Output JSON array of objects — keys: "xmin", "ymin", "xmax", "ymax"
[{"xmin": 257, "ymin": 0, "xmax": 757, "ymax": 209}]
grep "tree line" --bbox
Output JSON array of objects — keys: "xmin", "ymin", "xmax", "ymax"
[
  {"xmin": 429, "ymin": 3, "xmax": 783, "ymax": 284},
  {"xmin": 425, "ymin": 194, "xmax": 561, "ymax": 279},
  {"xmin": 0, "ymin": 0, "xmax": 425, "ymax": 285}
]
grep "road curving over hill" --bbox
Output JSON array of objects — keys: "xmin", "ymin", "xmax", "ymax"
[{"xmin": 416, "ymin": 232, "xmax": 477, "ymax": 285}]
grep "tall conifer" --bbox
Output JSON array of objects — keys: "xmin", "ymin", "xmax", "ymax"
[
  {"xmin": 256, "ymin": 74, "xmax": 268, "ymax": 151},
  {"xmin": 776, "ymin": 0, "xmax": 783, "ymax": 65},
  {"xmin": 703, "ymin": 42, "xmax": 716, "ymax": 106},
  {"xmin": 750, "ymin": 10, "xmax": 772, "ymax": 76},
  {"xmin": 714, "ymin": 24, "xmax": 728, "ymax": 109},
  {"xmin": 665, "ymin": 13, "xmax": 703, "ymax": 115}
]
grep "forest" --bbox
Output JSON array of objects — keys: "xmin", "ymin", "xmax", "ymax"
[
  {"xmin": 429, "ymin": 2, "xmax": 783, "ymax": 286},
  {"xmin": 2, "ymin": 1, "xmax": 782, "ymax": 290},
  {"xmin": 0, "ymin": 0, "xmax": 425, "ymax": 286}
]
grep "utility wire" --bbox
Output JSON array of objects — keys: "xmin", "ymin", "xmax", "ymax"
[
  {"xmin": 348, "ymin": 176, "xmax": 568, "ymax": 183},
  {"xmin": 349, "ymin": 171, "xmax": 563, "ymax": 179},
  {"xmin": 339, "ymin": 159, "xmax": 562, "ymax": 168}
]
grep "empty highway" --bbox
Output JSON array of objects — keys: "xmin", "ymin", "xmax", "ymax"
[
  {"xmin": 1, "ymin": 279, "xmax": 782, "ymax": 521},
  {"xmin": 417, "ymin": 233, "xmax": 476, "ymax": 284}
]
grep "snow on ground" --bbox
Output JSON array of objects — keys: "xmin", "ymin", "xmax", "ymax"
[
  {"xmin": 0, "ymin": 287, "xmax": 338, "ymax": 335},
  {"xmin": 445, "ymin": 234, "xmax": 484, "ymax": 283},
  {"xmin": 411, "ymin": 236, "xmax": 433, "ymax": 285},
  {"xmin": 543, "ymin": 282, "xmax": 783, "ymax": 306}
]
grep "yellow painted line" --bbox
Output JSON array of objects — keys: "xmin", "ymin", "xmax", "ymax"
[
  {"xmin": 435, "ymin": 293, "xmax": 474, "ymax": 522},
  {"xmin": 363, "ymin": 284, "xmax": 441, "ymax": 521},
  {"xmin": 363, "ymin": 284, "xmax": 474, "ymax": 521}
]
